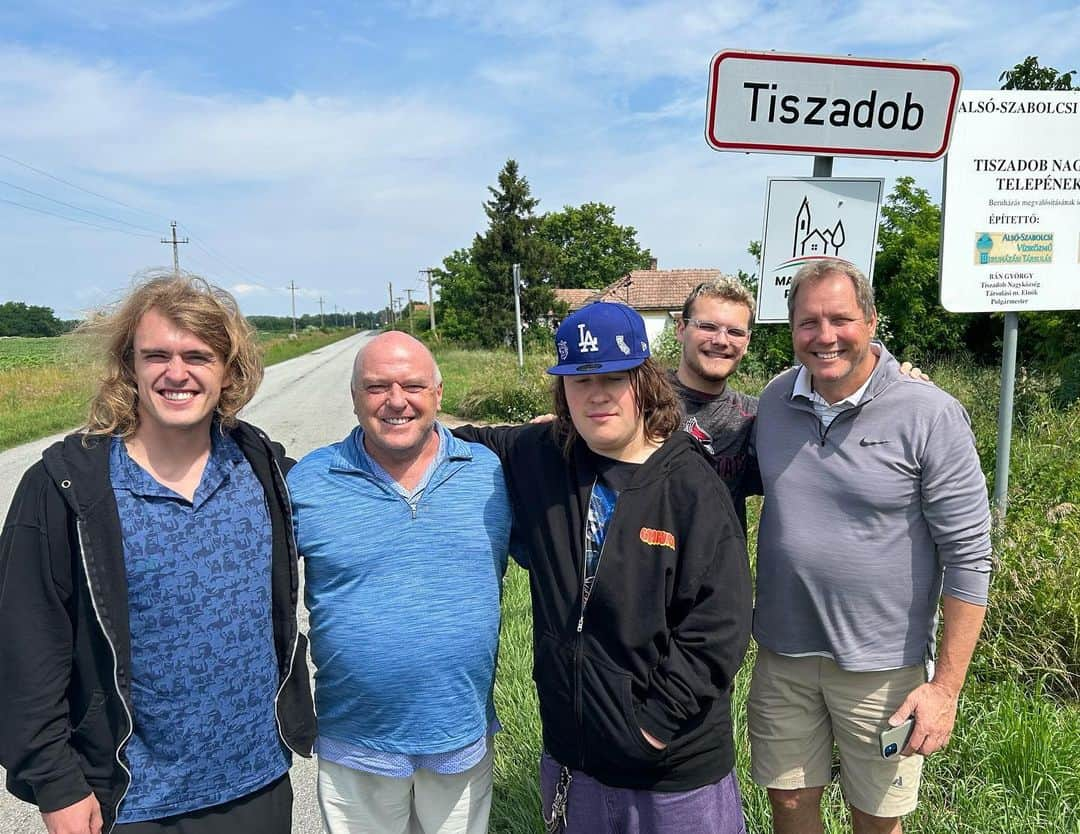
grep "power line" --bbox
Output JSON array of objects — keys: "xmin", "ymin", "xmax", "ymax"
[
  {"xmin": 0, "ymin": 195, "xmax": 158, "ymax": 238},
  {"xmin": 176, "ymin": 223, "xmax": 273, "ymax": 287},
  {"xmin": 0, "ymin": 151, "xmax": 278, "ymax": 291},
  {"xmin": 0, "ymin": 150, "xmax": 167, "ymax": 223},
  {"xmin": 0, "ymin": 177, "xmax": 161, "ymax": 234}
]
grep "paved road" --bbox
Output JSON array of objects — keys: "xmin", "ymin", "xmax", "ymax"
[{"xmin": 0, "ymin": 330, "xmax": 381, "ymax": 834}]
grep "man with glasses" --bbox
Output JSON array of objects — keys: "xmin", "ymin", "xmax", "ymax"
[{"xmin": 671, "ymin": 278, "xmax": 761, "ymax": 530}]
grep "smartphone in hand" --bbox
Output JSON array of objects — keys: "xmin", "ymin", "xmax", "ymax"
[{"xmin": 880, "ymin": 717, "xmax": 915, "ymax": 759}]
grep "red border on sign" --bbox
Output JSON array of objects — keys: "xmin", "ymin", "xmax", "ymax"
[{"xmin": 704, "ymin": 50, "xmax": 962, "ymax": 160}]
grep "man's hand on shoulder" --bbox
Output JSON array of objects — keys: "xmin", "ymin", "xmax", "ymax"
[
  {"xmin": 889, "ymin": 680, "xmax": 958, "ymax": 757},
  {"xmin": 529, "ymin": 413, "xmax": 556, "ymax": 425},
  {"xmin": 42, "ymin": 794, "xmax": 103, "ymax": 834},
  {"xmin": 899, "ymin": 361, "xmax": 932, "ymax": 383}
]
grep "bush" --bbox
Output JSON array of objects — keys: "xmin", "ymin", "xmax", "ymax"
[
  {"xmin": 650, "ymin": 322, "xmax": 681, "ymax": 369},
  {"xmin": 435, "ymin": 348, "xmax": 552, "ymax": 423},
  {"xmin": 918, "ymin": 358, "xmax": 1079, "ymax": 699}
]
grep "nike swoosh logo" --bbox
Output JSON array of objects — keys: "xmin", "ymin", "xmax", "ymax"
[{"xmin": 860, "ymin": 438, "xmax": 891, "ymax": 446}]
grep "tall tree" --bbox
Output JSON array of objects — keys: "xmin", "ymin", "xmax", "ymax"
[
  {"xmin": 539, "ymin": 202, "xmax": 652, "ymax": 289},
  {"xmin": 999, "ymin": 56, "xmax": 1077, "ymax": 90},
  {"xmin": 433, "ymin": 247, "xmax": 487, "ymax": 345},
  {"xmin": 466, "ymin": 159, "xmax": 558, "ymax": 348},
  {"xmin": 873, "ymin": 177, "xmax": 970, "ymax": 360}
]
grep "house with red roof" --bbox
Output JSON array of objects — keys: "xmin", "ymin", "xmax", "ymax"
[{"xmin": 553, "ymin": 261, "xmax": 731, "ymax": 346}]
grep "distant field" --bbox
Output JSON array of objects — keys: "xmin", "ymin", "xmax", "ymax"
[
  {"xmin": 0, "ymin": 335, "xmax": 98, "ymax": 450},
  {"xmin": 0, "ymin": 329, "xmax": 357, "ymax": 451}
]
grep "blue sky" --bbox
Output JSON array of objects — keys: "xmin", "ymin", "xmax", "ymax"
[{"xmin": 0, "ymin": 1, "xmax": 1076, "ymax": 319}]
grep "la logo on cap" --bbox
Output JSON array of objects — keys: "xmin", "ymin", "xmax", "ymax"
[{"xmin": 577, "ymin": 324, "xmax": 599, "ymax": 353}]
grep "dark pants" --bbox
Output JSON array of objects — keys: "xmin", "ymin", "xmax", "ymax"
[
  {"xmin": 540, "ymin": 753, "xmax": 746, "ymax": 834},
  {"xmin": 114, "ymin": 774, "xmax": 292, "ymax": 834}
]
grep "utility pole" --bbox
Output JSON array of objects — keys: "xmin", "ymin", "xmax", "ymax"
[
  {"xmin": 405, "ymin": 289, "xmax": 415, "ymax": 333},
  {"xmin": 318, "ymin": 296, "xmax": 325, "ymax": 329},
  {"xmin": 160, "ymin": 221, "xmax": 189, "ymax": 275},
  {"xmin": 387, "ymin": 282, "xmax": 395, "ymax": 324},
  {"xmin": 287, "ymin": 281, "xmax": 298, "ymax": 335},
  {"xmin": 420, "ymin": 268, "xmax": 437, "ymax": 339},
  {"xmin": 333, "ymin": 304, "xmax": 339, "ymax": 328}
]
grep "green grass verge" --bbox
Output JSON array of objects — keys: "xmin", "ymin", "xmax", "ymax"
[
  {"xmin": 259, "ymin": 328, "xmax": 357, "ymax": 366},
  {"xmin": 434, "ymin": 347, "xmax": 552, "ymax": 423},
  {"xmin": 0, "ymin": 329, "xmax": 357, "ymax": 451},
  {"xmin": 491, "ymin": 570, "xmax": 1080, "ymax": 834}
]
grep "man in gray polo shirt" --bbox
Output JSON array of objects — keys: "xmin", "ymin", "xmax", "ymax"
[{"xmin": 748, "ymin": 259, "xmax": 992, "ymax": 834}]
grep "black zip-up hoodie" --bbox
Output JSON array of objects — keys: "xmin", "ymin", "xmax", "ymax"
[
  {"xmin": 455, "ymin": 424, "xmax": 752, "ymax": 791},
  {"xmin": 0, "ymin": 422, "xmax": 316, "ymax": 831}
]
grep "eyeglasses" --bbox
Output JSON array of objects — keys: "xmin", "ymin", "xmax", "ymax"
[{"xmin": 685, "ymin": 319, "xmax": 751, "ymax": 341}]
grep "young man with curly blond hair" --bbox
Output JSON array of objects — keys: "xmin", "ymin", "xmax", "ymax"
[{"xmin": 0, "ymin": 273, "xmax": 314, "ymax": 834}]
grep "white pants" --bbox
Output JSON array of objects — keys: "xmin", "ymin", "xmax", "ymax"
[{"xmin": 316, "ymin": 747, "xmax": 494, "ymax": 834}]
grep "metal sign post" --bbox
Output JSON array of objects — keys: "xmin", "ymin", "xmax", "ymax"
[
  {"xmin": 512, "ymin": 263, "xmax": 524, "ymax": 369},
  {"xmin": 993, "ymin": 313, "xmax": 1019, "ymax": 522}
]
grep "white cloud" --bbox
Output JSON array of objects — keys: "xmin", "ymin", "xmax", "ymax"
[
  {"xmin": 229, "ymin": 282, "xmax": 271, "ymax": 295},
  {"xmin": 0, "ymin": 45, "xmax": 507, "ymax": 185}
]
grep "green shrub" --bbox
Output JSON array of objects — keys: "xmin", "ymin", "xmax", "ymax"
[
  {"xmin": 651, "ymin": 322, "xmax": 681, "ymax": 368},
  {"xmin": 435, "ymin": 348, "xmax": 552, "ymax": 423}
]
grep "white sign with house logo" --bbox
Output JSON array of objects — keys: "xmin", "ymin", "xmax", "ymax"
[{"xmin": 756, "ymin": 177, "xmax": 884, "ymax": 324}]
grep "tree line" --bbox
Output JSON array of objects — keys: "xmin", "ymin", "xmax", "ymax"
[
  {"xmin": 0, "ymin": 305, "xmax": 383, "ymax": 338},
  {"xmin": 0, "ymin": 302, "xmax": 77, "ymax": 337}
]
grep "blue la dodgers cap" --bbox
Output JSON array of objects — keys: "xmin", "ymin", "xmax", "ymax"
[{"xmin": 547, "ymin": 301, "xmax": 651, "ymax": 376}]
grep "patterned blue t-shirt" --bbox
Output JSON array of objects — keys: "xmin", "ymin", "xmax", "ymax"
[{"xmin": 110, "ymin": 433, "xmax": 289, "ymax": 823}]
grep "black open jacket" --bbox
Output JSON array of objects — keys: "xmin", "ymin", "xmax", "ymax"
[
  {"xmin": 455, "ymin": 424, "xmax": 752, "ymax": 791},
  {"xmin": 0, "ymin": 422, "xmax": 315, "ymax": 831}
]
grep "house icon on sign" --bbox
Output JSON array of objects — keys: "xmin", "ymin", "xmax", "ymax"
[{"xmin": 792, "ymin": 196, "xmax": 846, "ymax": 258}]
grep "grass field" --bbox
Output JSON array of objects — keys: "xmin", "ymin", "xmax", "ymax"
[
  {"xmin": 438, "ymin": 346, "xmax": 1080, "ymax": 834},
  {"xmin": 0, "ymin": 329, "xmax": 357, "ymax": 450}
]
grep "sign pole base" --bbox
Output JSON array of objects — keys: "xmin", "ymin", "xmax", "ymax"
[{"xmin": 993, "ymin": 311, "xmax": 1019, "ymax": 525}]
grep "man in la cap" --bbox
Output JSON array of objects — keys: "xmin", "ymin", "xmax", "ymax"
[{"xmin": 457, "ymin": 301, "xmax": 753, "ymax": 834}]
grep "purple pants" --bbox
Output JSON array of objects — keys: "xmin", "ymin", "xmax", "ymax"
[{"xmin": 540, "ymin": 753, "xmax": 747, "ymax": 834}]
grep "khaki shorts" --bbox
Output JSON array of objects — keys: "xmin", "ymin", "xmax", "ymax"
[
  {"xmin": 747, "ymin": 648, "xmax": 926, "ymax": 818},
  {"xmin": 317, "ymin": 746, "xmax": 493, "ymax": 834}
]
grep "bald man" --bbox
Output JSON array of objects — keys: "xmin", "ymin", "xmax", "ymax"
[{"xmin": 287, "ymin": 333, "xmax": 513, "ymax": 834}]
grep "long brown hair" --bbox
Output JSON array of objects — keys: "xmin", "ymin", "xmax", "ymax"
[
  {"xmin": 81, "ymin": 271, "xmax": 263, "ymax": 438},
  {"xmin": 551, "ymin": 358, "xmax": 681, "ymax": 457}
]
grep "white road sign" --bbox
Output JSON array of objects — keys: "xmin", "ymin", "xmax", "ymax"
[
  {"xmin": 706, "ymin": 50, "xmax": 961, "ymax": 160},
  {"xmin": 756, "ymin": 178, "xmax": 884, "ymax": 324},
  {"xmin": 940, "ymin": 90, "xmax": 1080, "ymax": 313}
]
